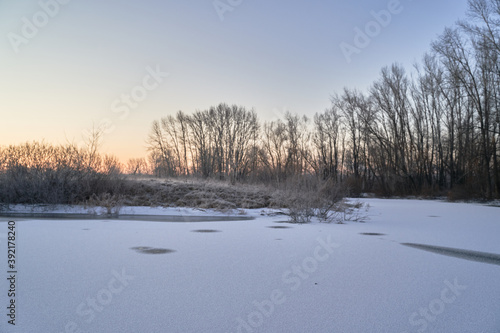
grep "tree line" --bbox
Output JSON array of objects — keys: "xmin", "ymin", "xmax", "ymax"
[
  {"xmin": 146, "ymin": 0, "xmax": 500, "ymax": 199},
  {"xmin": 1, "ymin": 1, "xmax": 497, "ymax": 201}
]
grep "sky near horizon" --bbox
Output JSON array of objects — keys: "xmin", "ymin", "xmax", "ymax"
[{"xmin": 1, "ymin": 0, "xmax": 470, "ymax": 162}]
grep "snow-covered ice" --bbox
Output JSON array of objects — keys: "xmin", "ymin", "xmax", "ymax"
[{"xmin": 0, "ymin": 199, "xmax": 499, "ymax": 332}]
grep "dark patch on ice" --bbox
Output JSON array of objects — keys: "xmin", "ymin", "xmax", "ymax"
[
  {"xmin": 141, "ymin": 248, "xmax": 175, "ymax": 254},
  {"xmin": 131, "ymin": 246, "xmax": 176, "ymax": 255},
  {"xmin": 268, "ymin": 226, "xmax": 292, "ymax": 229},
  {"xmin": 275, "ymin": 238, "xmax": 282, "ymax": 241},
  {"xmin": 359, "ymin": 232, "xmax": 385, "ymax": 236},
  {"xmin": 82, "ymin": 228, "xmax": 90, "ymax": 231},
  {"xmin": 191, "ymin": 229, "xmax": 221, "ymax": 233},
  {"xmin": 401, "ymin": 243, "xmax": 500, "ymax": 266},
  {"xmin": 428, "ymin": 215, "xmax": 440, "ymax": 218}
]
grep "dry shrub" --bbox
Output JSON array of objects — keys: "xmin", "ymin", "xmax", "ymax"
[
  {"xmin": 268, "ymin": 177, "xmax": 368, "ymax": 224},
  {"xmin": 0, "ymin": 141, "xmax": 125, "ymax": 206},
  {"xmin": 85, "ymin": 193, "xmax": 124, "ymax": 216},
  {"xmin": 343, "ymin": 176, "xmax": 363, "ymax": 197},
  {"xmin": 282, "ymin": 191, "xmax": 316, "ymax": 223},
  {"xmin": 446, "ymin": 184, "xmax": 482, "ymax": 202}
]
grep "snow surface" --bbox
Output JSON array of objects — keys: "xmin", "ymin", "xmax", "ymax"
[{"xmin": 0, "ymin": 199, "xmax": 499, "ymax": 333}]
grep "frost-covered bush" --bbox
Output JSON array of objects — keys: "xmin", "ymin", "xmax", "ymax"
[
  {"xmin": 273, "ymin": 179, "xmax": 369, "ymax": 224},
  {"xmin": 0, "ymin": 141, "xmax": 125, "ymax": 205}
]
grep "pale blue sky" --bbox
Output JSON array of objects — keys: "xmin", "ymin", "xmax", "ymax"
[{"xmin": 0, "ymin": 0, "xmax": 469, "ymax": 160}]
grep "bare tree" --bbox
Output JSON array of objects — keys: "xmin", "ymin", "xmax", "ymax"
[{"xmin": 312, "ymin": 106, "xmax": 341, "ymax": 181}]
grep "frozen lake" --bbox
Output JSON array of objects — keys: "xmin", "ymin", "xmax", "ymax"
[{"xmin": 0, "ymin": 199, "xmax": 499, "ymax": 332}]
